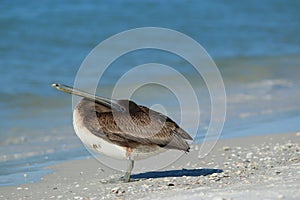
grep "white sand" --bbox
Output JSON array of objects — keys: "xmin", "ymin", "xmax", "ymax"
[{"xmin": 0, "ymin": 132, "xmax": 299, "ymax": 200}]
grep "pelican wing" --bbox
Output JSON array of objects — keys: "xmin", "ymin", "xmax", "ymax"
[
  {"xmin": 93, "ymin": 109, "xmax": 191, "ymax": 152},
  {"xmin": 139, "ymin": 105, "xmax": 193, "ymax": 140}
]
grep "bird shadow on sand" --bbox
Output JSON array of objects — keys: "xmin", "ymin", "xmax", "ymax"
[{"xmin": 131, "ymin": 168, "xmax": 223, "ymax": 180}]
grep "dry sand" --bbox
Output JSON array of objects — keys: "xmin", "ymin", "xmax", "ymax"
[{"xmin": 0, "ymin": 132, "xmax": 299, "ymax": 200}]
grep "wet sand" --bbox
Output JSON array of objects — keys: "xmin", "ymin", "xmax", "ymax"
[{"xmin": 0, "ymin": 132, "xmax": 299, "ymax": 200}]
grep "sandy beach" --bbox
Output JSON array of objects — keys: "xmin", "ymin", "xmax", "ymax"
[{"xmin": 1, "ymin": 132, "xmax": 299, "ymax": 200}]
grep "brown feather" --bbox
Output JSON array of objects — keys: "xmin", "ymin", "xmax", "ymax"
[{"xmin": 77, "ymin": 98, "xmax": 192, "ymax": 152}]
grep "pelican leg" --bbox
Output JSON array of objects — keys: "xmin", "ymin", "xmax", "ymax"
[{"xmin": 121, "ymin": 159, "xmax": 134, "ymax": 182}]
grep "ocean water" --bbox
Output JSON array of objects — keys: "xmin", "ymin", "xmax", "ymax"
[{"xmin": 1, "ymin": 0, "xmax": 300, "ymax": 186}]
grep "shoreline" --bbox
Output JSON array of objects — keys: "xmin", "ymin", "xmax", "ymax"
[{"xmin": 0, "ymin": 132, "xmax": 299, "ymax": 199}]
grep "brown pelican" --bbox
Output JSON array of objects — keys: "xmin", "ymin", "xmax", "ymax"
[{"xmin": 52, "ymin": 83, "xmax": 192, "ymax": 182}]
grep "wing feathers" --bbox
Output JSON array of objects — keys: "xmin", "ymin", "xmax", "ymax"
[{"xmin": 81, "ymin": 99, "xmax": 193, "ymax": 152}]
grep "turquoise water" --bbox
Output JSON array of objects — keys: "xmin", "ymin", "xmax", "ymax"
[{"xmin": 1, "ymin": 0, "xmax": 300, "ymax": 186}]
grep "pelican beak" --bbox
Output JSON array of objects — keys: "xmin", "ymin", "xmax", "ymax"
[
  {"xmin": 52, "ymin": 83, "xmax": 74, "ymax": 94},
  {"xmin": 52, "ymin": 83, "xmax": 124, "ymax": 111}
]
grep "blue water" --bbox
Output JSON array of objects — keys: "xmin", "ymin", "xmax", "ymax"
[{"xmin": 1, "ymin": 0, "xmax": 300, "ymax": 186}]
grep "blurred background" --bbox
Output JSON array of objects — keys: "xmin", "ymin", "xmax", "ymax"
[{"xmin": 1, "ymin": 0, "xmax": 300, "ymax": 186}]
